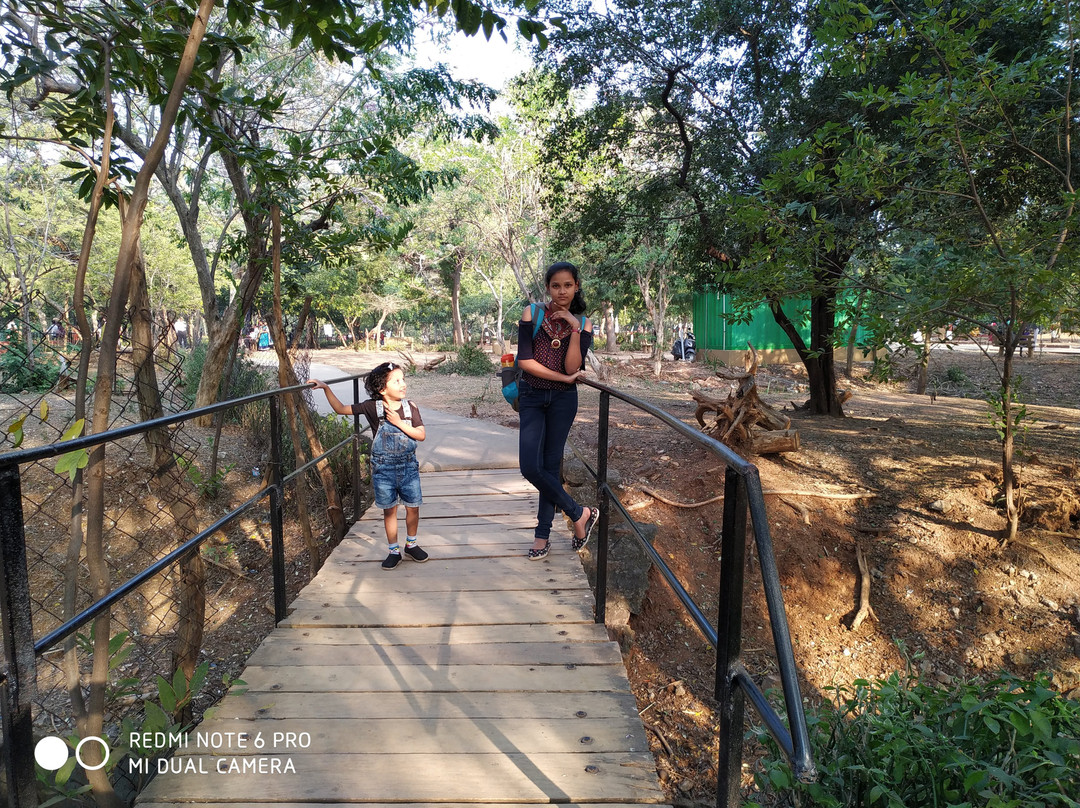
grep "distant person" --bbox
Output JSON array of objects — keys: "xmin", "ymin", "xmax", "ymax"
[
  {"xmin": 174, "ymin": 317, "xmax": 188, "ymax": 348},
  {"xmin": 47, "ymin": 318, "xmax": 64, "ymax": 345},
  {"xmin": 516, "ymin": 261, "xmax": 597, "ymax": 561},
  {"xmin": 257, "ymin": 323, "xmax": 271, "ymax": 351},
  {"xmin": 313, "ymin": 362, "xmax": 428, "ymax": 570}
]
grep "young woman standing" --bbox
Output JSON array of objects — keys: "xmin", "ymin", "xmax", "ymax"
[{"xmin": 516, "ymin": 261, "xmax": 597, "ymax": 560}]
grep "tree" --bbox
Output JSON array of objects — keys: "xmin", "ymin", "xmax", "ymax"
[
  {"xmin": 0, "ymin": 3, "xmax": 558, "ymax": 804},
  {"xmin": 817, "ymin": 0, "xmax": 1080, "ymax": 540},
  {"xmin": 535, "ymin": 0, "xmax": 915, "ymax": 414}
]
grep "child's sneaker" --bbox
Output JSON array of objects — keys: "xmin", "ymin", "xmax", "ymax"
[
  {"xmin": 382, "ymin": 551, "xmax": 402, "ymax": 570},
  {"xmin": 403, "ymin": 544, "xmax": 429, "ymax": 563}
]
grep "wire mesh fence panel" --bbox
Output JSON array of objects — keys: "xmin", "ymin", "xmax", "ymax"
[{"xmin": 0, "ymin": 302, "xmax": 363, "ymax": 806}]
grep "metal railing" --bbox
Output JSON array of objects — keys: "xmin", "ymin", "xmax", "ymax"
[
  {"xmin": 0, "ymin": 374, "xmax": 367, "ymax": 808},
  {"xmin": 581, "ymin": 378, "xmax": 816, "ymax": 805}
]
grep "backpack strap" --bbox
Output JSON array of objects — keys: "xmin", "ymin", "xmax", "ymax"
[{"xmin": 531, "ymin": 303, "xmax": 544, "ymax": 337}]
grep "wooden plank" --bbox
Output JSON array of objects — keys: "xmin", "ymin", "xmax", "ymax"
[
  {"xmin": 422, "ymin": 479, "xmax": 536, "ymax": 495},
  {"xmin": 321, "ymin": 543, "xmax": 554, "ymax": 562},
  {"xmin": 137, "ymin": 753, "xmax": 666, "ymax": 804},
  {"xmin": 357, "ymin": 494, "xmax": 537, "ymax": 512},
  {"xmin": 287, "ymin": 587, "xmax": 593, "ymax": 614},
  {"xmin": 178, "ymin": 717, "xmax": 648, "ymax": 755},
  {"xmin": 206, "ymin": 690, "xmax": 642, "ymax": 721},
  {"xmin": 419, "ymin": 470, "xmax": 526, "ymax": 483},
  {"xmin": 357, "ymin": 507, "xmax": 537, "ymax": 523},
  {"xmin": 248, "ymin": 624, "xmax": 611, "ymax": 647},
  {"xmin": 246, "ymin": 641, "xmax": 623, "ymax": 667},
  {"xmin": 307, "ymin": 559, "xmax": 587, "ymax": 592},
  {"xmin": 232, "ymin": 664, "xmax": 631, "ymax": 693},
  {"xmin": 340, "ymin": 530, "xmax": 543, "ymax": 548},
  {"xmin": 355, "ymin": 513, "xmax": 539, "ymax": 528},
  {"xmin": 342, "ymin": 525, "xmax": 538, "ymax": 541},
  {"xmin": 281, "ymin": 590, "xmax": 594, "ymax": 628}
]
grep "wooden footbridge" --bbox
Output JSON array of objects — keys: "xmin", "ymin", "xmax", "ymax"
[{"xmin": 137, "ymin": 467, "xmax": 667, "ymax": 807}]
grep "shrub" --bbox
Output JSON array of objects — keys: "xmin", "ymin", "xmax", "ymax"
[
  {"xmin": 437, "ymin": 344, "xmax": 495, "ymax": 376},
  {"xmin": 748, "ymin": 670, "xmax": 1080, "ymax": 807},
  {"xmin": 946, "ymin": 365, "xmax": 968, "ymax": 384},
  {"xmin": 181, "ymin": 344, "xmax": 268, "ymax": 415},
  {"xmin": 0, "ymin": 341, "xmax": 65, "ymax": 392}
]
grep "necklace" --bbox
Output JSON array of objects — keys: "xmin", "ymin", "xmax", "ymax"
[{"xmin": 542, "ymin": 308, "xmax": 573, "ymax": 348}]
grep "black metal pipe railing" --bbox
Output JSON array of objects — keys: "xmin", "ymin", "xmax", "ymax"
[
  {"xmin": 580, "ymin": 377, "xmax": 816, "ymax": 804},
  {"xmin": 0, "ymin": 372, "xmax": 368, "ymax": 808}
]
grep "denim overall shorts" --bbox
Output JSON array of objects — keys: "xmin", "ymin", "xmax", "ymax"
[{"xmin": 370, "ymin": 400, "xmax": 422, "ymax": 509}]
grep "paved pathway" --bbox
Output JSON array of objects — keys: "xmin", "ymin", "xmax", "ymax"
[{"xmin": 308, "ymin": 360, "xmax": 520, "ymax": 471}]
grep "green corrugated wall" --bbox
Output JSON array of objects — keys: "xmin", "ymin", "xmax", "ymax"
[{"xmin": 692, "ymin": 291, "xmax": 811, "ymax": 351}]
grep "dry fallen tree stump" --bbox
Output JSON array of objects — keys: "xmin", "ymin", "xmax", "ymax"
[{"xmin": 692, "ymin": 343, "xmax": 799, "ymax": 456}]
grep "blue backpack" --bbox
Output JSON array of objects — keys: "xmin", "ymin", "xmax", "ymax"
[{"xmin": 501, "ymin": 304, "xmax": 585, "ymax": 411}]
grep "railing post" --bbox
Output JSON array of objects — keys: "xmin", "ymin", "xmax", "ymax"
[
  {"xmin": 716, "ymin": 467, "xmax": 748, "ymax": 808},
  {"xmin": 0, "ymin": 462, "xmax": 39, "ymax": 808},
  {"xmin": 268, "ymin": 398, "xmax": 287, "ymax": 623},
  {"xmin": 352, "ymin": 378, "xmax": 362, "ymax": 524},
  {"xmin": 594, "ymin": 391, "xmax": 610, "ymax": 624}
]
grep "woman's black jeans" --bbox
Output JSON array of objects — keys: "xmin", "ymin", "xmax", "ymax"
[{"xmin": 518, "ymin": 381, "xmax": 586, "ymax": 540}]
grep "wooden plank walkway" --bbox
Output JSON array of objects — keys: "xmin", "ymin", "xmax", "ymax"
[{"xmin": 137, "ymin": 468, "xmax": 666, "ymax": 807}]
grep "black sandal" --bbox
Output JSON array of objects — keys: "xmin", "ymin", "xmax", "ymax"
[{"xmin": 528, "ymin": 539, "xmax": 550, "ymax": 560}]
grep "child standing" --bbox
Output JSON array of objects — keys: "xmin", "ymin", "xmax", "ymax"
[{"xmin": 313, "ymin": 362, "xmax": 428, "ymax": 570}]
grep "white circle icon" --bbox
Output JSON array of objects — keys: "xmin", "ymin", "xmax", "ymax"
[
  {"xmin": 34, "ymin": 736, "xmax": 69, "ymax": 771},
  {"xmin": 75, "ymin": 736, "xmax": 110, "ymax": 771}
]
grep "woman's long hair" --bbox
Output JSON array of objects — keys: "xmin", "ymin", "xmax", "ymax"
[{"xmin": 545, "ymin": 261, "xmax": 587, "ymax": 316}]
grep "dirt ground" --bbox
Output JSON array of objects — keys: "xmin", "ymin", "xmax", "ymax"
[
  {"xmin": 17, "ymin": 340, "xmax": 1076, "ymax": 803},
  {"xmin": 310, "ymin": 340, "xmax": 1080, "ymax": 804}
]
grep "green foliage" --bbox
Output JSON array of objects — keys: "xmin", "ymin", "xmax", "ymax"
[
  {"xmin": 282, "ymin": 411, "xmax": 358, "ymax": 490},
  {"xmin": 987, "ymin": 379, "xmax": 1035, "ymax": 443},
  {"xmin": 946, "ymin": 366, "xmax": 968, "ymax": 385},
  {"xmin": 868, "ymin": 353, "xmax": 894, "ymax": 383},
  {"xmin": 181, "ymin": 344, "xmax": 268, "ymax": 415},
  {"xmin": 177, "ymin": 440, "xmax": 235, "ymax": 499},
  {"xmin": 36, "ymin": 644, "xmax": 211, "ymax": 805},
  {"xmin": 437, "ymin": 344, "xmax": 495, "ymax": 376},
  {"xmin": 53, "ymin": 419, "xmax": 89, "ymax": 481},
  {"xmin": 748, "ymin": 671, "xmax": 1080, "ymax": 808},
  {"xmin": 74, "ymin": 627, "xmax": 138, "ymax": 702},
  {"xmin": 0, "ymin": 340, "xmax": 65, "ymax": 393}
]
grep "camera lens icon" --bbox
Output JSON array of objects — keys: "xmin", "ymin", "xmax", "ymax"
[{"xmin": 35, "ymin": 735, "xmax": 110, "ymax": 771}]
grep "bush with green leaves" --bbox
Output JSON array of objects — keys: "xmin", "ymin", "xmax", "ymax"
[
  {"xmin": 0, "ymin": 340, "xmax": 66, "ymax": 393},
  {"xmin": 437, "ymin": 344, "xmax": 495, "ymax": 376},
  {"xmin": 180, "ymin": 344, "xmax": 268, "ymax": 414},
  {"xmin": 748, "ymin": 670, "xmax": 1080, "ymax": 807}
]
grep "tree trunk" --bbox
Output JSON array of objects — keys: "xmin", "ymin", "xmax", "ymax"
[
  {"xmin": 64, "ymin": 51, "xmax": 115, "ymax": 791},
  {"xmin": 845, "ymin": 289, "xmax": 866, "ymax": 377},
  {"xmin": 1000, "ymin": 335, "xmax": 1020, "ymax": 542},
  {"xmin": 78, "ymin": 4, "xmax": 216, "ymax": 804},
  {"xmin": 126, "ymin": 220, "xmax": 204, "ymax": 708},
  {"xmin": 769, "ymin": 278, "xmax": 844, "ymax": 416},
  {"xmin": 451, "ymin": 258, "xmax": 464, "ymax": 346},
  {"xmin": 602, "ymin": 301, "xmax": 617, "ymax": 352},
  {"xmin": 270, "ymin": 208, "xmax": 345, "ymax": 548},
  {"xmin": 191, "ymin": 253, "xmax": 264, "ymax": 419},
  {"xmin": 915, "ymin": 328, "xmax": 931, "ymax": 395}
]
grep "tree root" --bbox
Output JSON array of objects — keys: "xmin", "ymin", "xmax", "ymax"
[{"xmin": 850, "ymin": 544, "xmax": 878, "ymax": 631}]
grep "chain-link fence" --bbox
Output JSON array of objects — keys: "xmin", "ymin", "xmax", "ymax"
[{"xmin": 0, "ymin": 297, "xmax": 366, "ymax": 807}]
